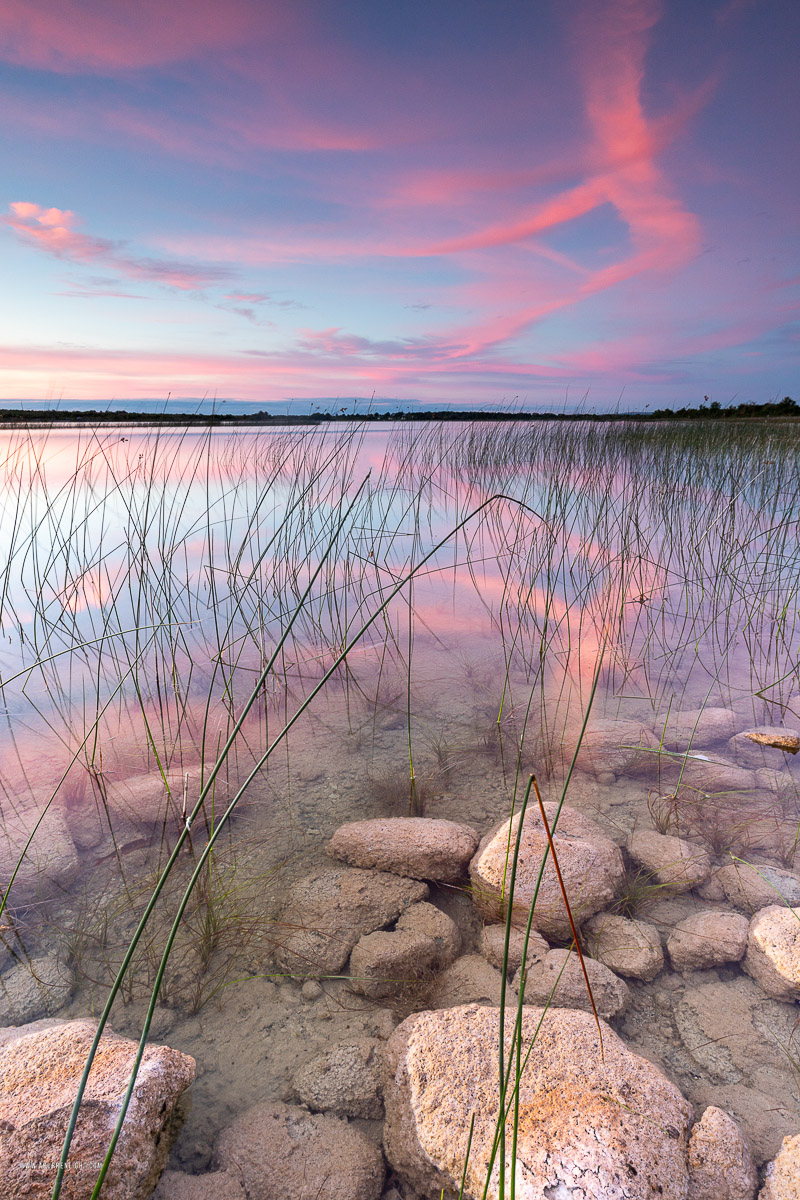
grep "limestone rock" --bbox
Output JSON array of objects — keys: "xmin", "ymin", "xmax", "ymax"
[
  {"xmin": 428, "ymin": 954, "xmax": 504, "ymax": 1009},
  {"xmin": 688, "ymin": 1106, "xmax": 757, "ymax": 1200},
  {"xmin": 573, "ymin": 718, "xmax": 658, "ymax": 777},
  {"xmin": 628, "ymin": 830, "xmax": 710, "ymax": 893},
  {"xmin": 582, "ymin": 912, "xmax": 663, "ymax": 980},
  {"xmin": 728, "ymin": 727, "xmax": 800, "ymax": 767},
  {"xmin": 294, "ymin": 1037, "xmax": 385, "ymax": 1119},
  {"xmin": 760, "ymin": 1131, "xmax": 800, "ymax": 1200},
  {"xmin": 478, "ymin": 924, "xmax": 549, "ymax": 975},
  {"xmin": 469, "ymin": 804, "xmax": 624, "ymax": 939},
  {"xmin": 716, "ymin": 862, "xmax": 800, "ymax": 913},
  {"xmin": 0, "ymin": 956, "xmax": 73, "ymax": 1024},
  {"xmin": 667, "ymin": 910, "xmax": 749, "ymax": 971},
  {"xmin": 327, "ymin": 818, "xmax": 479, "ymax": 883},
  {"xmin": 383, "ymin": 1003, "xmax": 693, "ymax": 1200},
  {"xmin": 0, "ymin": 1018, "xmax": 195, "ymax": 1200},
  {"xmin": 274, "ymin": 867, "xmax": 428, "ymax": 977},
  {"xmin": 349, "ymin": 929, "xmax": 437, "ymax": 999},
  {"xmin": 214, "ymin": 1101, "xmax": 384, "ymax": 1200},
  {"xmin": 660, "ymin": 707, "xmax": 739, "ymax": 751},
  {"xmin": 0, "ymin": 804, "xmax": 80, "ymax": 901},
  {"xmin": 743, "ymin": 905, "xmax": 800, "ymax": 1001},
  {"xmin": 396, "ymin": 902, "xmax": 460, "ymax": 966},
  {"xmin": 153, "ymin": 1171, "xmax": 246, "ymax": 1200},
  {"xmin": 515, "ymin": 948, "xmax": 630, "ymax": 1019}
]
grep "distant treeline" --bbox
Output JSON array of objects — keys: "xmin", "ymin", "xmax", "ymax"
[
  {"xmin": 0, "ymin": 399, "xmax": 796, "ymax": 426},
  {"xmin": 651, "ymin": 396, "xmax": 798, "ymax": 419}
]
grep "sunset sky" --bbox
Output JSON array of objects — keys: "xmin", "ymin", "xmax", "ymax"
[{"xmin": 0, "ymin": 0, "xmax": 797, "ymax": 411}]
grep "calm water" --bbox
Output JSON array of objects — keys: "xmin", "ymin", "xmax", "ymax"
[{"xmin": 1, "ymin": 419, "xmax": 799, "ymax": 1176}]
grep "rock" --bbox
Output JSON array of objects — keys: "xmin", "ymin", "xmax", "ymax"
[
  {"xmin": 214, "ymin": 1101, "xmax": 384, "ymax": 1200},
  {"xmin": 478, "ymin": 924, "xmax": 549, "ymax": 975},
  {"xmin": 428, "ymin": 954, "xmax": 504, "ymax": 1008},
  {"xmin": 716, "ymin": 862, "xmax": 800, "ymax": 913},
  {"xmin": 0, "ymin": 1017, "xmax": 195, "ymax": 1199},
  {"xmin": 743, "ymin": 905, "xmax": 800, "ymax": 1000},
  {"xmin": 349, "ymin": 930, "xmax": 438, "ymax": 999},
  {"xmin": 515, "ymin": 948, "xmax": 630, "ymax": 1019},
  {"xmin": 0, "ymin": 956, "xmax": 73, "ymax": 1024},
  {"xmin": 274, "ymin": 867, "xmax": 428, "ymax": 977},
  {"xmin": 395, "ymin": 902, "xmax": 460, "ymax": 966},
  {"xmin": 660, "ymin": 707, "xmax": 739, "ymax": 750},
  {"xmin": 729, "ymin": 727, "xmax": 800, "ymax": 767},
  {"xmin": 582, "ymin": 912, "xmax": 664, "ymax": 980},
  {"xmin": 327, "ymin": 818, "xmax": 479, "ymax": 883},
  {"xmin": 694, "ymin": 870, "xmax": 727, "ymax": 901},
  {"xmin": 760, "ymin": 1131, "xmax": 800, "ymax": 1200},
  {"xmin": 628, "ymin": 830, "xmax": 711, "ymax": 893},
  {"xmin": 294, "ymin": 1037, "xmax": 385, "ymax": 1119},
  {"xmin": 687, "ymin": 1106, "xmax": 758, "ymax": 1200},
  {"xmin": 469, "ymin": 804, "xmax": 624, "ymax": 939},
  {"xmin": 667, "ymin": 910, "xmax": 749, "ymax": 971},
  {"xmin": 301, "ymin": 979, "xmax": 323, "ymax": 1001},
  {"xmin": 153, "ymin": 1170, "xmax": 246, "ymax": 1200},
  {"xmin": 573, "ymin": 718, "xmax": 659, "ymax": 777},
  {"xmin": 383, "ymin": 1003, "xmax": 693, "ymax": 1200},
  {"xmin": 0, "ymin": 804, "xmax": 80, "ymax": 901}
]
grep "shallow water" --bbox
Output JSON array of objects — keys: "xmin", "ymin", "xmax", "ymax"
[{"xmin": 1, "ymin": 419, "xmax": 799, "ymax": 1186}]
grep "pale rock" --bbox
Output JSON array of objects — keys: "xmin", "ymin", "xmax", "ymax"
[
  {"xmin": 694, "ymin": 870, "xmax": 727, "ymax": 901},
  {"xmin": 716, "ymin": 861, "xmax": 800, "ymax": 913},
  {"xmin": 759, "ymin": 1131, "xmax": 800, "ymax": 1200},
  {"xmin": 478, "ymin": 923, "xmax": 549, "ymax": 975},
  {"xmin": 743, "ymin": 904, "xmax": 800, "ymax": 1001},
  {"xmin": 469, "ymin": 803, "xmax": 624, "ymax": 939},
  {"xmin": 515, "ymin": 948, "xmax": 630, "ymax": 1019},
  {"xmin": 573, "ymin": 717, "xmax": 658, "ymax": 777},
  {"xmin": 294, "ymin": 1037, "xmax": 385, "ymax": 1119},
  {"xmin": 274, "ymin": 867, "xmax": 428, "ymax": 977},
  {"xmin": 660, "ymin": 707, "xmax": 739, "ymax": 750},
  {"xmin": 0, "ymin": 804, "xmax": 80, "ymax": 901},
  {"xmin": 667, "ymin": 910, "xmax": 749, "ymax": 971},
  {"xmin": 687, "ymin": 1106, "xmax": 758, "ymax": 1200},
  {"xmin": 153, "ymin": 1170, "xmax": 246, "ymax": 1200},
  {"xmin": 0, "ymin": 1017, "xmax": 195, "ymax": 1200},
  {"xmin": 428, "ymin": 954, "xmax": 504, "ymax": 1009},
  {"xmin": 327, "ymin": 818, "xmax": 479, "ymax": 883},
  {"xmin": 628, "ymin": 830, "xmax": 711, "ymax": 893},
  {"xmin": 395, "ymin": 901, "xmax": 460, "ymax": 966},
  {"xmin": 582, "ymin": 912, "xmax": 664, "ymax": 980},
  {"xmin": 0, "ymin": 956, "xmax": 73, "ymax": 1024},
  {"xmin": 214, "ymin": 1101, "xmax": 384, "ymax": 1200},
  {"xmin": 349, "ymin": 929, "xmax": 437, "ymax": 999},
  {"xmin": 663, "ymin": 752, "xmax": 756, "ymax": 794},
  {"xmin": 383, "ymin": 1003, "xmax": 693, "ymax": 1200},
  {"xmin": 728, "ymin": 727, "xmax": 800, "ymax": 768}
]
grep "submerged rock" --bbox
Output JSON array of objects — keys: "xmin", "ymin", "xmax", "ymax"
[
  {"xmin": 478, "ymin": 923, "xmax": 549, "ymax": 975},
  {"xmin": 294, "ymin": 1036, "xmax": 385, "ymax": 1119},
  {"xmin": 273, "ymin": 866, "xmax": 428, "ymax": 977},
  {"xmin": 153, "ymin": 1170, "xmax": 246, "ymax": 1199},
  {"xmin": 0, "ymin": 804, "xmax": 80, "ymax": 902},
  {"xmin": 667, "ymin": 909, "xmax": 749, "ymax": 971},
  {"xmin": 395, "ymin": 901, "xmax": 461, "ymax": 965},
  {"xmin": 469, "ymin": 804, "xmax": 624, "ymax": 939},
  {"xmin": 582, "ymin": 912, "xmax": 664, "ymax": 980},
  {"xmin": 428, "ymin": 954, "xmax": 505, "ymax": 1009},
  {"xmin": 350, "ymin": 929, "xmax": 439, "ymax": 999},
  {"xmin": 743, "ymin": 904, "xmax": 800, "ymax": 1001},
  {"xmin": 728, "ymin": 727, "xmax": 800, "ymax": 767},
  {"xmin": 628, "ymin": 830, "xmax": 711, "ymax": 893},
  {"xmin": 327, "ymin": 817, "xmax": 479, "ymax": 882},
  {"xmin": 0, "ymin": 1017, "xmax": 195, "ymax": 1199},
  {"xmin": 659, "ymin": 706, "xmax": 739, "ymax": 750},
  {"xmin": 383, "ymin": 1003, "xmax": 693, "ymax": 1200},
  {"xmin": 214, "ymin": 1101, "xmax": 384, "ymax": 1200},
  {"xmin": 514, "ymin": 948, "xmax": 630, "ymax": 1019},
  {"xmin": 572, "ymin": 718, "xmax": 658, "ymax": 777},
  {"xmin": 717, "ymin": 862, "xmax": 800, "ymax": 913},
  {"xmin": 0, "ymin": 956, "xmax": 73, "ymax": 1024},
  {"xmin": 687, "ymin": 1105, "xmax": 758, "ymax": 1200}
]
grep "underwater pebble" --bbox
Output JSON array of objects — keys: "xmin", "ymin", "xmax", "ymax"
[
  {"xmin": 687, "ymin": 1105, "xmax": 758, "ymax": 1200},
  {"xmin": 742, "ymin": 904, "xmax": 800, "ymax": 1001},
  {"xmin": 515, "ymin": 947, "xmax": 630, "ymax": 1018},
  {"xmin": 759, "ymin": 1130, "xmax": 800, "ymax": 1200},
  {"xmin": 327, "ymin": 817, "xmax": 479, "ymax": 882},
  {"xmin": 0, "ymin": 956, "xmax": 73, "ymax": 1025},
  {"xmin": 583, "ymin": 911, "xmax": 664, "ymax": 980},
  {"xmin": 478, "ymin": 922, "xmax": 549, "ymax": 975},
  {"xmin": 716, "ymin": 862, "xmax": 800, "ymax": 913},
  {"xmin": 628, "ymin": 830, "xmax": 711, "ymax": 893},
  {"xmin": 667, "ymin": 910, "xmax": 749, "ymax": 971},
  {"xmin": 294, "ymin": 1036, "xmax": 385, "ymax": 1119}
]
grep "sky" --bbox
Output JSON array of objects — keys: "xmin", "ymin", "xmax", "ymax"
[{"xmin": 0, "ymin": 0, "xmax": 798, "ymax": 412}]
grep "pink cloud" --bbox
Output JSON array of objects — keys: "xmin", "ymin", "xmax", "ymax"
[{"xmin": 4, "ymin": 201, "xmax": 231, "ymax": 291}]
